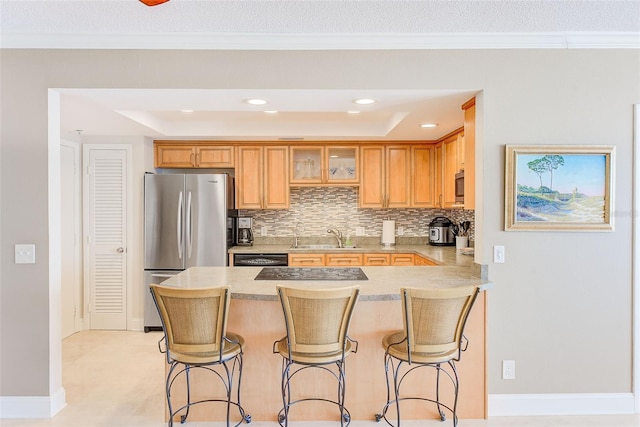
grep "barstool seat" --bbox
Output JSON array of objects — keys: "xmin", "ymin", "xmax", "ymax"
[
  {"xmin": 273, "ymin": 285, "xmax": 360, "ymax": 427},
  {"xmin": 376, "ymin": 285, "xmax": 480, "ymax": 427},
  {"xmin": 151, "ymin": 284, "xmax": 252, "ymax": 427}
]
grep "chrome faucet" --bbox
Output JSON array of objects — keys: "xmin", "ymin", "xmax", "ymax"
[
  {"xmin": 293, "ymin": 222, "xmax": 303, "ymax": 248},
  {"xmin": 327, "ymin": 228, "xmax": 343, "ymax": 248}
]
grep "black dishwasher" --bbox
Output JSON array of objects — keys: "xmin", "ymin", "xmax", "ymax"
[{"xmin": 233, "ymin": 253, "xmax": 289, "ymax": 267}]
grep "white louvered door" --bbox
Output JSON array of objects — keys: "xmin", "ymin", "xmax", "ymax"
[{"xmin": 84, "ymin": 146, "xmax": 129, "ymax": 330}]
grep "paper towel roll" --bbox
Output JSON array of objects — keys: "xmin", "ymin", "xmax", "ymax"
[{"xmin": 381, "ymin": 220, "xmax": 395, "ymax": 247}]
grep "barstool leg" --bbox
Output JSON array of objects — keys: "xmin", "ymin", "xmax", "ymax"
[
  {"xmin": 435, "ymin": 363, "xmax": 446, "ymax": 422},
  {"xmin": 166, "ymin": 362, "xmax": 178, "ymax": 427},
  {"xmin": 181, "ymin": 365, "xmax": 192, "ymax": 423},
  {"xmin": 450, "ymin": 360, "xmax": 459, "ymax": 427}
]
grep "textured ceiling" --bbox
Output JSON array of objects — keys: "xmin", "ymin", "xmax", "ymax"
[
  {"xmin": 3, "ymin": 1, "xmax": 638, "ymax": 140},
  {"xmin": 2, "ymin": 0, "xmax": 639, "ymax": 36}
]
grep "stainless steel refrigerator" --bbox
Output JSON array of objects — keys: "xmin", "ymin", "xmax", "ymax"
[{"xmin": 143, "ymin": 173, "xmax": 235, "ymax": 331}]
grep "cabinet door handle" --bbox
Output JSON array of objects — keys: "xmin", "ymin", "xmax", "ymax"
[
  {"xmin": 195, "ymin": 153, "xmax": 200, "ymax": 167},
  {"xmin": 190, "ymin": 152, "xmax": 195, "ymax": 167}
]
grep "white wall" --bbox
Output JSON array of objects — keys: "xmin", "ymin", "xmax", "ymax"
[{"xmin": 1, "ymin": 48, "xmax": 638, "ymax": 413}]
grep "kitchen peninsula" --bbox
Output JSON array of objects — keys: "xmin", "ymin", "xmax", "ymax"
[{"xmin": 160, "ymin": 245, "xmax": 491, "ymax": 423}]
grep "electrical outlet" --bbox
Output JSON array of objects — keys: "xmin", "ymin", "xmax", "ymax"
[
  {"xmin": 494, "ymin": 245, "xmax": 505, "ymax": 263},
  {"xmin": 355, "ymin": 226, "xmax": 365, "ymax": 236},
  {"xmin": 397, "ymin": 226, "xmax": 404, "ymax": 236},
  {"xmin": 260, "ymin": 226, "xmax": 267, "ymax": 236},
  {"xmin": 502, "ymin": 360, "xmax": 515, "ymax": 380}
]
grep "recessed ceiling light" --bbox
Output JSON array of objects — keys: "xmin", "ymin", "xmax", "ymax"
[
  {"xmin": 264, "ymin": 110, "xmax": 278, "ymax": 114},
  {"xmin": 353, "ymin": 98, "xmax": 376, "ymax": 105},
  {"xmin": 347, "ymin": 110, "xmax": 361, "ymax": 114},
  {"xmin": 420, "ymin": 123, "xmax": 438, "ymax": 128},
  {"xmin": 180, "ymin": 109, "xmax": 194, "ymax": 113},
  {"xmin": 245, "ymin": 98, "xmax": 267, "ymax": 105}
]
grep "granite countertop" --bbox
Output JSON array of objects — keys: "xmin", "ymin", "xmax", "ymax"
[{"xmin": 162, "ymin": 244, "xmax": 491, "ymax": 302}]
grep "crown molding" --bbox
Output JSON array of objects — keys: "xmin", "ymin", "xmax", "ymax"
[{"xmin": 1, "ymin": 32, "xmax": 639, "ymax": 50}]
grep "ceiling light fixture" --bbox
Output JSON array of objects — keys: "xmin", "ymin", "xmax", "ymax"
[
  {"xmin": 420, "ymin": 123, "xmax": 438, "ymax": 128},
  {"xmin": 245, "ymin": 98, "xmax": 267, "ymax": 105},
  {"xmin": 353, "ymin": 98, "xmax": 376, "ymax": 105},
  {"xmin": 347, "ymin": 111, "xmax": 361, "ymax": 114},
  {"xmin": 139, "ymin": 0, "xmax": 170, "ymax": 6},
  {"xmin": 264, "ymin": 110, "xmax": 278, "ymax": 114},
  {"xmin": 180, "ymin": 109, "xmax": 194, "ymax": 113}
]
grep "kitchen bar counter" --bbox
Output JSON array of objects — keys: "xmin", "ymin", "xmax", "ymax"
[{"xmin": 159, "ymin": 248, "xmax": 490, "ymax": 423}]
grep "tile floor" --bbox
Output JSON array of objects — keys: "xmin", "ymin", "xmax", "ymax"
[{"xmin": 1, "ymin": 330, "xmax": 638, "ymax": 427}]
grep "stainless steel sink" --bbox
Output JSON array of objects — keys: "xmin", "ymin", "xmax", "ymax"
[{"xmin": 290, "ymin": 244, "xmax": 358, "ymax": 250}]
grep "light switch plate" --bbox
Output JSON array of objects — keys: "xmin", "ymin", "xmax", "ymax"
[
  {"xmin": 15, "ymin": 244, "xmax": 36, "ymax": 264},
  {"xmin": 397, "ymin": 226, "xmax": 404, "ymax": 236},
  {"xmin": 355, "ymin": 226, "xmax": 365, "ymax": 236},
  {"xmin": 494, "ymin": 245, "xmax": 505, "ymax": 263},
  {"xmin": 260, "ymin": 226, "xmax": 267, "ymax": 236}
]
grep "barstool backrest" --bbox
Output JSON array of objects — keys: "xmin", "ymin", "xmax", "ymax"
[
  {"xmin": 277, "ymin": 285, "xmax": 360, "ymax": 356},
  {"xmin": 401, "ymin": 285, "xmax": 479, "ymax": 360},
  {"xmin": 151, "ymin": 284, "xmax": 230, "ymax": 359}
]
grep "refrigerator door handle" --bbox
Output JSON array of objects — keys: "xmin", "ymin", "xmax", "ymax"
[
  {"xmin": 177, "ymin": 191, "xmax": 183, "ymax": 260},
  {"xmin": 186, "ymin": 191, "xmax": 193, "ymax": 259}
]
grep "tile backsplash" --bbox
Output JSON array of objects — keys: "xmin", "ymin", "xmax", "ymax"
[{"xmin": 239, "ymin": 187, "xmax": 474, "ymax": 242}]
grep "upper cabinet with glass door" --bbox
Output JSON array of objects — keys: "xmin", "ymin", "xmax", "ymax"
[{"xmin": 290, "ymin": 145, "xmax": 358, "ymax": 185}]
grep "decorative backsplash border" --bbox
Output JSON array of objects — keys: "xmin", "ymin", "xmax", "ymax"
[{"xmin": 239, "ymin": 187, "xmax": 474, "ymax": 242}]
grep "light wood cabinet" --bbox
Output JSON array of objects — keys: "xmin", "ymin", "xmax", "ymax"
[
  {"xmin": 363, "ymin": 253, "xmax": 390, "ymax": 266},
  {"xmin": 360, "ymin": 145, "xmax": 411, "ymax": 208},
  {"xmin": 237, "ymin": 146, "xmax": 289, "ymax": 209},
  {"xmin": 288, "ymin": 252, "xmax": 435, "ymax": 267},
  {"xmin": 411, "ymin": 145, "xmax": 436, "ymax": 208},
  {"xmin": 154, "ymin": 143, "xmax": 234, "ymax": 168},
  {"xmin": 391, "ymin": 253, "xmax": 415, "ymax": 266},
  {"xmin": 415, "ymin": 255, "xmax": 438, "ymax": 266},
  {"xmin": 325, "ymin": 253, "xmax": 363, "ymax": 266},
  {"xmin": 290, "ymin": 145, "xmax": 358, "ymax": 185},
  {"xmin": 433, "ymin": 129, "xmax": 464, "ymax": 209},
  {"xmin": 288, "ymin": 253, "xmax": 325, "ymax": 266},
  {"xmin": 462, "ymin": 97, "xmax": 476, "ymax": 210}
]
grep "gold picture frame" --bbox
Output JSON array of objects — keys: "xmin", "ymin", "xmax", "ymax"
[{"xmin": 505, "ymin": 145, "xmax": 615, "ymax": 232}]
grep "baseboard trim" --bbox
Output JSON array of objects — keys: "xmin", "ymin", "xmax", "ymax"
[
  {"xmin": 0, "ymin": 387, "xmax": 66, "ymax": 419},
  {"xmin": 128, "ymin": 317, "xmax": 144, "ymax": 332},
  {"xmin": 489, "ymin": 393, "xmax": 635, "ymax": 416}
]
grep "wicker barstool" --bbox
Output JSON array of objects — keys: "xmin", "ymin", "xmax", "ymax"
[
  {"xmin": 375, "ymin": 285, "xmax": 480, "ymax": 427},
  {"xmin": 150, "ymin": 284, "xmax": 251, "ymax": 427},
  {"xmin": 273, "ymin": 285, "xmax": 360, "ymax": 427}
]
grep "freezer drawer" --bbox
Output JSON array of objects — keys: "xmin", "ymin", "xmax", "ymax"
[{"xmin": 144, "ymin": 270, "xmax": 180, "ymax": 332}]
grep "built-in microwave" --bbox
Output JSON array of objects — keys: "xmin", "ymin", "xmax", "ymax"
[{"xmin": 455, "ymin": 171, "xmax": 464, "ymax": 204}]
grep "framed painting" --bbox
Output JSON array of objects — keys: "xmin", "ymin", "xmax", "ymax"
[{"xmin": 505, "ymin": 145, "xmax": 615, "ymax": 231}]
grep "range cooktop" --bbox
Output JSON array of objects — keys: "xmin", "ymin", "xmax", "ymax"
[{"xmin": 254, "ymin": 267, "xmax": 368, "ymax": 281}]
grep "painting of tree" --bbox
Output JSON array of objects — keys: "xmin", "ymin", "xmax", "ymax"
[{"xmin": 505, "ymin": 145, "xmax": 614, "ymax": 231}]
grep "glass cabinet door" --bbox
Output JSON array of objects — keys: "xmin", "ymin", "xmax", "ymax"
[
  {"xmin": 326, "ymin": 146, "xmax": 358, "ymax": 184},
  {"xmin": 290, "ymin": 147, "xmax": 323, "ymax": 184}
]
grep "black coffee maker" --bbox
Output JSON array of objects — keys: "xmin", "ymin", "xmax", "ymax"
[{"xmin": 234, "ymin": 217, "xmax": 254, "ymax": 246}]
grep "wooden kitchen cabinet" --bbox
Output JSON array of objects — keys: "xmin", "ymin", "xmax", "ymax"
[
  {"xmin": 325, "ymin": 253, "xmax": 363, "ymax": 266},
  {"xmin": 237, "ymin": 146, "xmax": 289, "ymax": 209},
  {"xmin": 462, "ymin": 97, "xmax": 476, "ymax": 210},
  {"xmin": 290, "ymin": 145, "xmax": 358, "ymax": 185},
  {"xmin": 391, "ymin": 253, "xmax": 415, "ymax": 266},
  {"xmin": 411, "ymin": 145, "xmax": 436, "ymax": 208},
  {"xmin": 154, "ymin": 143, "xmax": 234, "ymax": 168},
  {"xmin": 288, "ymin": 253, "xmax": 325, "ymax": 266},
  {"xmin": 363, "ymin": 253, "xmax": 390, "ymax": 266},
  {"xmin": 415, "ymin": 255, "xmax": 438, "ymax": 266},
  {"xmin": 432, "ymin": 128, "xmax": 464, "ymax": 209},
  {"xmin": 360, "ymin": 145, "xmax": 411, "ymax": 208}
]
